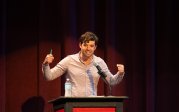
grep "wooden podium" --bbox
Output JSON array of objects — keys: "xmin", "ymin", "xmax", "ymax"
[{"xmin": 48, "ymin": 96, "xmax": 128, "ymax": 112}]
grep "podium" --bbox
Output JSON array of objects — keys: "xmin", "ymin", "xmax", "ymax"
[{"xmin": 48, "ymin": 96, "xmax": 128, "ymax": 112}]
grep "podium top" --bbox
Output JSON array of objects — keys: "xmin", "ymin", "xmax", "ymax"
[{"xmin": 48, "ymin": 96, "xmax": 128, "ymax": 104}]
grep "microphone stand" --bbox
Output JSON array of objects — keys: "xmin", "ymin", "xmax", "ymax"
[{"xmin": 98, "ymin": 71, "xmax": 112, "ymax": 96}]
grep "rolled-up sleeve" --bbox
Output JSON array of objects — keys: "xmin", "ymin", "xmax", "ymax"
[
  {"xmin": 98, "ymin": 60, "xmax": 124, "ymax": 85},
  {"xmin": 42, "ymin": 56, "xmax": 70, "ymax": 81}
]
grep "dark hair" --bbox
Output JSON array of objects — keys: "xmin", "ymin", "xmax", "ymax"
[{"xmin": 79, "ymin": 32, "xmax": 99, "ymax": 45}]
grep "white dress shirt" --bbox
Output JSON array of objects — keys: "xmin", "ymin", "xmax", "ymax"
[{"xmin": 42, "ymin": 52, "xmax": 124, "ymax": 97}]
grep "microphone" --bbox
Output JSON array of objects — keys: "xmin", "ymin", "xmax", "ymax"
[
  {"xmin": 93, "ymin": 62, "xmax": 112, "ymax": 96},
  {"xmin": 93, "ymin": 63, "xmax": 107, "ymax": 78}
]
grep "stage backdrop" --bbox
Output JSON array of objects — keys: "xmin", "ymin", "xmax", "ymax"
[{"xmin": 0, "ymin": 0, "xmax": 178, "ymax": 112}]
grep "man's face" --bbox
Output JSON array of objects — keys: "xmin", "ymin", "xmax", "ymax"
[{"xmin": 79, "ymin": 41, "xmax": 97, "ymax": 58}]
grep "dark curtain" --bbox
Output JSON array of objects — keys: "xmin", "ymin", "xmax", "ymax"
[{"xmin": 0, "ymin": 0, "xmax": 178, "ymax": 112}]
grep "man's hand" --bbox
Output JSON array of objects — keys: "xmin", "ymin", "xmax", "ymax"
[
  {"xmin": 43, "ymin": 54, "xmax": 54, "ymax": 65},
  {"xmin": 117, "ymin": 64, "xmax": 125, "ymax": 75}
]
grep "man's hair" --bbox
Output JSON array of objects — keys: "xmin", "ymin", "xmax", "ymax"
[{"xmin": 79, "ymin": 32, "xmax": 99, "ymax": 45}]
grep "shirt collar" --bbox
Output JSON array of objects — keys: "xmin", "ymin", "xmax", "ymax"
[{"xmin": 78, "ymin": 51, "xmax": 95, "ymax": 65}]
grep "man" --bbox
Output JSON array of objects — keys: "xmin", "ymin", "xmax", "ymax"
[{"xmin": 42, "ymin": 31, "xmax": 125, "ymax": 97}]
